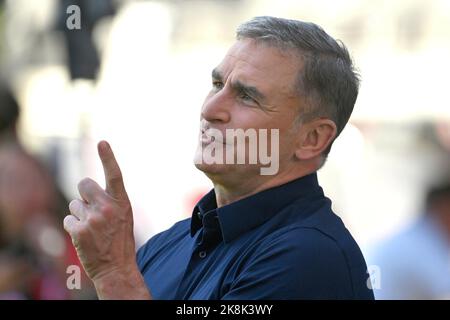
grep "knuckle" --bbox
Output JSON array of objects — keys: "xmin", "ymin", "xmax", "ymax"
[
  {"xmin": 98, "ymin": 203, "xmax": 113, "ymax": 216},
  {"xmin": 86, "ymin": 214, "xmax": 104, "ymax": 228}
]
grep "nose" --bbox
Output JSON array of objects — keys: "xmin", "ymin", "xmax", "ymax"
[{"xmin": 201, "ymin": 89, "xmax": 231, "ymax": 124}]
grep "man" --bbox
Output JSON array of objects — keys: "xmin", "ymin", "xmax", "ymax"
[{"xmin": 64, "ymin": 16, "xmax": 374, "ymax": 299}]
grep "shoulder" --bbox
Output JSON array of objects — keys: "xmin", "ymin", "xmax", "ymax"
[
  {"xmin": 289, "ymin": 198, "xmax": 370, "ymax": 273},
  {"xmin": 224, "ymin": 212, "xmax": 373, "ymax": 299},
  {"xmin": 254, "ymin": 226, "xmax": 349, "ymax": 272},
  {"xmin": 224, "ymin": 227, "xmax": 360, "ymax": 299},
  {"xmin": 262, "ymin": 228, "xmax": 348, "ymax": 280}
]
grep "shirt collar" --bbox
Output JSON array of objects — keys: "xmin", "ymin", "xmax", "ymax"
[{"xmin": 190, "ymin": 172, "xmax": 323, "ymax": 243}]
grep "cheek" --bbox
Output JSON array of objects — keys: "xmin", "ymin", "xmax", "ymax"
[
  {"xmin": 264, "ymin": 116, "xmax": 295, "ymax": 134},
  {"xmin": 231, "ymin": 106, "xmax": 283, "ymax": 130},
  {"xmin": 235, "ymin": 112, "xmax": 266, "ymax": 129},
  {"xmin": 278, "ymin": 122, "xmax": 299, "ymax": 150}
]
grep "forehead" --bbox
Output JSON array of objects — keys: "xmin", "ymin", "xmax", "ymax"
[{"xmin": 216, "ymin": 39, "xmax": 302, "ymax": 97}]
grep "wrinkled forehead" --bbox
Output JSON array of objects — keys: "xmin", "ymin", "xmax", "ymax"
[{"xmin": 216, "ymin": 39, "xmax": 303, "ymax": 97}]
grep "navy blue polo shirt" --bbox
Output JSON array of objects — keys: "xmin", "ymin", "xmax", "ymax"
[{"xmin": 136, "ymin": 173, "xmax": 374, "ymax": 299}]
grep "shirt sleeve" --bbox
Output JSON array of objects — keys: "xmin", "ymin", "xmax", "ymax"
[{"xmin": 221, "ymin": 227, "xmax": 355, "ymax": 299}]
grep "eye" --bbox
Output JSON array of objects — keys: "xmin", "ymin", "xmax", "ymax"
[
  {"xmin": 212, "ymin": 81, "xmax": 224, "ymax": 90},
  {"xmin": 238, "ymin": 92, "xmax": 257, "ymax": 104}
]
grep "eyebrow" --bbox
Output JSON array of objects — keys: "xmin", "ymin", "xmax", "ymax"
[{"xmin": 211, "ymin": 68, "xmax": 268, "ymax": 103}]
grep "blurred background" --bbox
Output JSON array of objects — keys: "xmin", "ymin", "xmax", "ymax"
[{"xmin": 0, "ymin": 0, "xmax": 449, "ymax": 299}]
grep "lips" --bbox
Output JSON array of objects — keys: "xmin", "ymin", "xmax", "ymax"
[
  {"xmin": 201, "ymin": 132, "xmax": 215, "ymax": 143},
  {"xmin": 200, "ymin": 128, "xmax": 226, "ymax": 145}
]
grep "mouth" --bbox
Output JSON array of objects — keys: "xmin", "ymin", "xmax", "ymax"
[{"xmin": 200, "ymin": 128, "xmax": 226, "ymax": 145}]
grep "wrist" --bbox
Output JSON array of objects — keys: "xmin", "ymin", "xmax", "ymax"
[{"xmin": 93, "ymin": 265, "xmax": 152, "ymax": 300}]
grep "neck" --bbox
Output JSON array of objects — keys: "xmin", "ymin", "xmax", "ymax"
[{"xmin": 211, "ymin": 165, "xmax": 316, "ymax": 207}]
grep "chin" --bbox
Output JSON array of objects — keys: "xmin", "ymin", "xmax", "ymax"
[
  {"xmin": 194, "ymin": 162, "xmax": 228, "ymax": 176},
  {"xmin": 193, "ymin": 144, "xmax": 227, "ymax": 175}
]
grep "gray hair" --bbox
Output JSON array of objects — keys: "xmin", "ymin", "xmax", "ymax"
[{"xmin": 236, "ymin": 16, "xmax": 359, "ymax": 156}]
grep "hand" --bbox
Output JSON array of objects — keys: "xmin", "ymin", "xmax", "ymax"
[{"xmin": 64, "ymin": 141, "xmax": 150, "ymax": 299}]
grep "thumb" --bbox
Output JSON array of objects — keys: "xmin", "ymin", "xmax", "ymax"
[{"xmin": 97, "ymin": 140, "xmax": 127, "ymax": 199}]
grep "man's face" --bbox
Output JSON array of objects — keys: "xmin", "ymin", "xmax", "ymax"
[{"xmin": 194, "ymin": 38, "xmax": 304, "ymax": 184}]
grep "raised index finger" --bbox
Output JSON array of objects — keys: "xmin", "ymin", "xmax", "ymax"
[{"xmin": 97, "ymin": 140, "xmax": 127, "ymax": 199}]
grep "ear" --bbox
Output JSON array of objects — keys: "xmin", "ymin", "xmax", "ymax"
[{"xmin": 294, "ymin": 118, "xmax": 337, "ymax": 161}]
